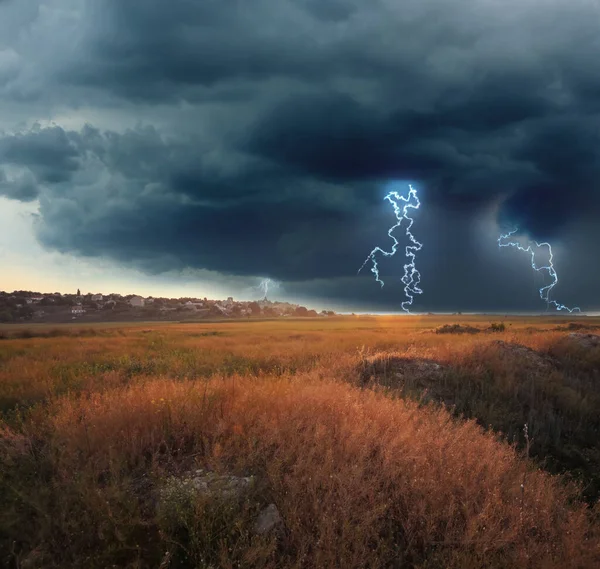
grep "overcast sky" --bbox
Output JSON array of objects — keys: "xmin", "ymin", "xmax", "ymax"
[{"xmin": 1, "ymin": 0, "xmax": 599, "ymax": 312}]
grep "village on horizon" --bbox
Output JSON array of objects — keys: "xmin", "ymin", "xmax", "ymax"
[{"xmin": 0, "ymin": 289, "xmax": 338, "ymax": 324}]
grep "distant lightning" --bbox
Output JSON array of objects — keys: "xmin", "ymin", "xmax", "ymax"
[
  {"xmin": 359, "ymin": 185, "xmax": 423, "ymax": 313},
  {"xmin": 257, "ymin": 278, "xmax": 279, "ymax": 300},
  {"xmin": 498, "ymin": 228, "xmax": 581, "ymax": 313}
]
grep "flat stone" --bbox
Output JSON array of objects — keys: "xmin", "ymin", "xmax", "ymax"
[
  {"xmin": 159, "ymin": 470, "xmax": 255, "ymax": 506},
  {"xmin": 253, "ymin": 503, "xmax": 283, "ymax": 535}
]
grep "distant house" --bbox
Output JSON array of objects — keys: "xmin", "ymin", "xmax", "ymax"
[
  {"xmin": 91, "ymin": 294, "xmax": 103, "ymax": 302},
  {"xmin": 71, "ymin": 305, "xmax": 86, "ymax": 315},
  {"xmin": 145, "ymin": 297, "xmax": 154, "ymax": 304},
  {"xmin": 214, "ymin": 304, "xmax": 230, "ymax": 315},
  {"xmin": 130, "ymin": 296, "xmax": 145, "ymax": 308}
]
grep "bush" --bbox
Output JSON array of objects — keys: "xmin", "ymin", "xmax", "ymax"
[{"xmin": 436, "ymin": 324, "xmax": 480, "ymax": 334}]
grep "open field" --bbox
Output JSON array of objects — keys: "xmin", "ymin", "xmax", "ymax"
[{"xmin": 2, "ymin": 315, "xmax": 600, "ymax": 568}]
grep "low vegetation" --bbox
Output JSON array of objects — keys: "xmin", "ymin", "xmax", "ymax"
[
  {"xmin": 1, "ymin": 316, "xmax": 600, "ymax": 567},
  {"xmin": 435, "ymin": 322, "xmax": 505, "ymax": 334}
]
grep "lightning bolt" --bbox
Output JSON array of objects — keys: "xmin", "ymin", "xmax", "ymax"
[
  {"xmin": 498, "ymin": 228, "xmax": 581, "ymax": 313},
  {"xmin": 257, "ymin": 278, "xmax": 278, "ymax": 300},
  {"xmin": 359, "ymin": 184, "xmax": 423, "ymax": 313}
]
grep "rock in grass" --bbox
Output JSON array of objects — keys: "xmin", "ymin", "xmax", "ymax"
[
  {"xmin": 492, "ymin": 340, "xmax": 555, "ymax": 371},
  {"xmin": 253, "ymin": 503, "xmax": 283, "ymax": 535},
  {"xmin": 568, "ymin": 333, "xmax": 600, "ymax": 349},
  {"xmin": 358, "ymin": 353, "xmax": 445, "ymax": 386},
  {"xmin": 158, "ymin": 469, "xmax": 255, "ymax": 512}
]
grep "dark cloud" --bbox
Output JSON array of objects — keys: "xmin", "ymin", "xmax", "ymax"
[
  {"xmin": 0, "ymin": 125, "xmax": 369, "ymax": 282},
  {"xmin": 1, "ymin": 0, "xmax": 599, "ymax": 310},
  {"xmin": 0, "ymin": 126, "xmax": 81, "ymax": 183},
  {"xmin": 0, "ymin": 167, "xmax": 38, "ymax": 201}
]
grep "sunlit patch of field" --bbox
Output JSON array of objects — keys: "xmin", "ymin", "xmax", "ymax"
[{"xmin": 1, "ymin": 316, "xmax": 600, "ymax": 567}]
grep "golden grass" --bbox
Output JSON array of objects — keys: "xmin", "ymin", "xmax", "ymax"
[
  {"xmin": 0, "ymin": 316, "xmax": 585, "ymax": 407},
  {"xmin": 1, "ymin": 315, "xmax": 600, "ymax": 567},
  {"xmin": 4, "ymin": 375, "xmax": 599, "ymax": 568}
]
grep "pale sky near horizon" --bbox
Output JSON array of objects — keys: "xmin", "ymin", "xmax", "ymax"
[{"xmin": 0, "ymin": 197, "xmax": 241, "ymax": 299}]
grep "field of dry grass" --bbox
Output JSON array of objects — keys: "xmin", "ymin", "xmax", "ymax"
[{"xmin": 1, "ymin": 315, "xmax": 600, "ymax": 568}]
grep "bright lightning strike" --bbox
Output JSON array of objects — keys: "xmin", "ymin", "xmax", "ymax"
[
  {"xmin": 359, "ymin": 184, "xmax": 423, "ymax": 313},
  {"xmin": 498, "ymin": 228, "xmax": 581, "ymax": 313}
]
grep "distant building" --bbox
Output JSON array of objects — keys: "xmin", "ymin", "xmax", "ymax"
[
  {"xmin": 91, "ymin": 294, "xmax": 103, "ymax": 302},
  {"xmin": 214, "ymin": 304, "xmax": 229, "ymax": 315},
  {"xmin": 130, "ymin": 296, "xmax": 145, "ymax": 307},
  {"xmin": 71, "ymin": 305, "xmax": 86, "ymax": 315},
  {"xmin": 145, "ymin": 297, "xmax": 155, "ymax": 304}
]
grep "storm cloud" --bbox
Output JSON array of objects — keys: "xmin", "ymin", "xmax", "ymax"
[{"xmin": 1, "ymin": 0, "xmax": 599, "ymax": 311}]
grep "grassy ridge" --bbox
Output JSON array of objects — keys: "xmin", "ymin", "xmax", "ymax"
[{"xmin": 1, "ymin": 316, "xmax": 600, "ymax": 567}]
